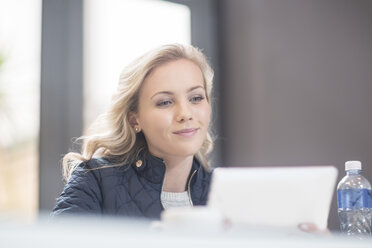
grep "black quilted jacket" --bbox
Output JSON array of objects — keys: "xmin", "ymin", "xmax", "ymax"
[{"xmin": 52, "ymin": 151, "xmax": 212, "ymax": 219}]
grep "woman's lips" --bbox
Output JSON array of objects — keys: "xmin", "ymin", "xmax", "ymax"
[{"xmin": 173, "ymin": 128, "xmax": 199, "ymax": 137}]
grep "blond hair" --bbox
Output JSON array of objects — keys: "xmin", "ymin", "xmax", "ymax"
[{"xmin": 62, "ymin": 44, "xmax": 214, "ymax": 181}]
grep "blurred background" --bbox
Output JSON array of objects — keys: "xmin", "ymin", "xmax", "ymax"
[{"xmin": 0, "ymin": 0, "xmax": 371, "ymax": 231}]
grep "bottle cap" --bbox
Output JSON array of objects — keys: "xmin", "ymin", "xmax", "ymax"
[{"xmin": 345, "ymin": 161, "xmax": 362, "ymax": 171}]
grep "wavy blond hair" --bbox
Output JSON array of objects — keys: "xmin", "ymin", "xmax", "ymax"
[{"xmin": 62, "ymin": 44, "xmax": 214, "ymax": 181}]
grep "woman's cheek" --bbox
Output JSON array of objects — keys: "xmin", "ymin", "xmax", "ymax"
[
  {"xmin": 199, "ymin": 104, "xmax": 211, "ymax": 124},
  {"xmin": 148, "ymin": 111, "xmax": 173, "ymax": 130}
]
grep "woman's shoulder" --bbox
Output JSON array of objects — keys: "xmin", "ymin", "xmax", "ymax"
[
  {"xmin": 80, "ymin": 157, "xmax": 113, "ymax": 168},
  {"xmin": 78, "ymin": 156, "xmax": 126, "ymax": 168},
  {"xmin": 66, "ymin": 157, "xmax": 136, "ymax": 192},
  {"xmin": 77, "ymin": 156, "xmax": 135, "ymax": 178}
]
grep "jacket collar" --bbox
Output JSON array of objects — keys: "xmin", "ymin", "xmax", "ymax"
[{"xmin": 132, "ymin": 150, "xmax": 202, "ymax": 184}]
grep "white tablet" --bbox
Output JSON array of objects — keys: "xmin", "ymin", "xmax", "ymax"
[{"xmin": 207, "ymin": 166, "xmax": 338, "ymax": 230}]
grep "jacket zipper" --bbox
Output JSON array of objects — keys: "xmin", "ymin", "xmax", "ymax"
[
  {"xmin": 160, "ymin": 161, "xmax": 166, "ymax": 210},
  {"xmin": 187, "ymin": 169, "xmax": 198, "ymax": 206},
  {"xmin": 160, "ymin": 164, "xmax": 198, "ymax": 208}
]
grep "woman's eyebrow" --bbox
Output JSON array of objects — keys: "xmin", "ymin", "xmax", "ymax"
[
  {"xmin": 188, "ymin": 85, "xmax": 205, "ymax": 92},
  {"xmin": 151, "ymin": 85, "xmax": 205, "ymax": 99},
  {"xmin": 151, "ymin": 91, "xmax": 173, "ymax": 99}
]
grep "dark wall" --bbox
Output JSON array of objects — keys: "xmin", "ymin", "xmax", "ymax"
[
  {"xmin": 39, "ymin": 0, "xmax": 83, "ymax": 212},
  {"xmin": 219, "ymin": 0, "xmax": 372, "ymax": 230}
]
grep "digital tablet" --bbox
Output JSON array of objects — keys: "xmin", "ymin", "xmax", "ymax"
[{"xmin": 207, "ymin": 166, "xmax": 338, "ymax": 230}]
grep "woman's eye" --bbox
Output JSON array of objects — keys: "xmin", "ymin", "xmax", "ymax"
[
  {"xmin": 190, "ymin": 96, "xmax": 205, "ymax": 103},
  {"xmin": 156, "ymin": 100, "xmax": 173, "ymax": 107}
]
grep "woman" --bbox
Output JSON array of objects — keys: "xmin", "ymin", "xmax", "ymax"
[{"xmin": 52, "ymin": 44, "xmax": 215, "ymax": 219}]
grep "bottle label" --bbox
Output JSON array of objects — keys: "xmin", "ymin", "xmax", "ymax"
[{"xmin": 337, "ymin": 189, "xmax": 372, "ymax": 209}]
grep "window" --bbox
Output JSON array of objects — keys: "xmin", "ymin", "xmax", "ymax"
[
  {"xmin": 83, "ymin": 0, "xmax": 191, "ymax": 128},
  {"xmin": 0, "ymin": 0, "xmax": 41, "ymax": 219}
]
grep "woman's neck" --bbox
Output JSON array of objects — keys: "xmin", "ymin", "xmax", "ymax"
[{"xmin": 162, "ymin": 155, "xmax": 193, "ymax": 193}]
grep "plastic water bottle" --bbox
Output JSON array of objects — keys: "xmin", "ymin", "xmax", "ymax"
[{"xmin": 337, "ymin": 161, "xmax": 372, "ymax": 237}]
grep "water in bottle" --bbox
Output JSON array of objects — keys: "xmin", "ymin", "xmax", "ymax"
[{"xmin": 337, "ymin": 161, "xmax": 372, "ymax": 237}]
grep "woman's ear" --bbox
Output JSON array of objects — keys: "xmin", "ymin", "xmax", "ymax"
[
  {"xmin": 128, "ymin": 112, "xmax": 139, "ymax": 126},
  {"xmin": 128, "ymin": 112, "xmax": 141, "ymax": 133}
]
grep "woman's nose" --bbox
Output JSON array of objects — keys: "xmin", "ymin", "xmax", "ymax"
[{"xmin": 176, "ymin": 102, "xmax": 193, "ymax": 123}]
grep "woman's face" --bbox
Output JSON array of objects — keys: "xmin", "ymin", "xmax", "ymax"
[{"xmin": 133, "ymin": 59, "xmax": 211, "ymax": 159}]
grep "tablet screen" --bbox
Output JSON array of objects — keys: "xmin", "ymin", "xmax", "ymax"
[{"xmin": 208, "ymin": 166, "xmax": 338, "ymax": 230}]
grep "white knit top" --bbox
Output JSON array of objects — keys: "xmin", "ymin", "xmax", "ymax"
[{"xmin": 161, "ymin": 191, "xmax": 192, "ymax": 209}]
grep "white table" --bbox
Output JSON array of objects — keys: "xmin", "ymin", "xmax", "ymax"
[{"xmin": 0, "ymin": 215, "xmax": 371, "ymax": 248}]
